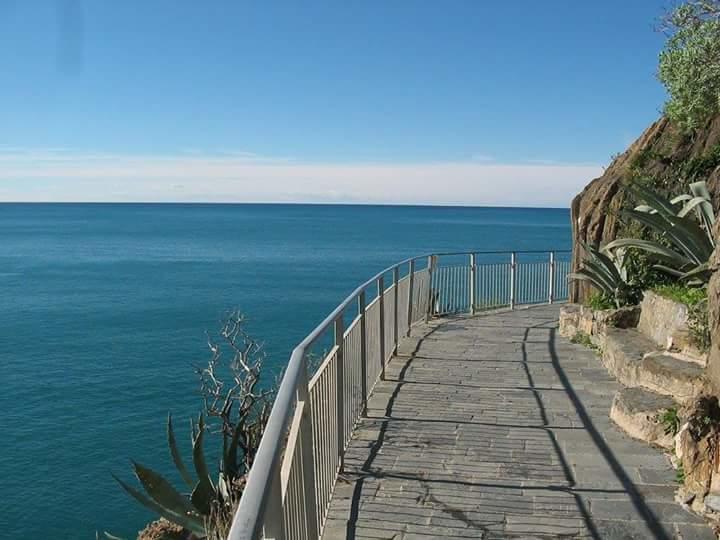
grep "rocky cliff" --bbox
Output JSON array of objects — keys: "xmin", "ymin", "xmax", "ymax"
[
  {"xmin": 570, "ymin": 115, "xmax": 720, "ymax": 302},
  {"xmin": 707, "ymin": 221, "xmax": 720, "ymax": 393}
]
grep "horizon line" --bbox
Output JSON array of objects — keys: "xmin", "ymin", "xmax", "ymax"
[{"xmin": 0, "ymin": 200, "xmax": 571, "ymax": 210}]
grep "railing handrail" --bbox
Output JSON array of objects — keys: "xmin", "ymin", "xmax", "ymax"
[
  {"xmin": 228, "ymin": 252, "xmax": 423, "ymax": 539},
  {"xmin": 228, "ymin": 248, "xmax": 571, "ymax": 539},
  {"xmin": 426, "ymin": 248, "xmax": 570, "ymax": 257}
]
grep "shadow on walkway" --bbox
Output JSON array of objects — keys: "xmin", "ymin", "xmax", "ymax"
[{"xmin": 322, "ymin": 306, "xmax": 706, "ymax": 539}]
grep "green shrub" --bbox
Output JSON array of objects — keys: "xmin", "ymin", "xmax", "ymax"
[
  {"xmin": 586, "ymin": 292, "xmax": 616, "ymax": 311},
  {"xmin": 570, "ymin": 332, "xmax": 601, "ymax": 354},
  {"xmin": 676, "ymin": 463, "xmax": 686, "ymax": 484},
  {"xmin": 623, "ymin": 247, "xmax": 673, "ymax": 293},
  {"xmin": 653, "ymin": 284, "xmax": 708, "ymax": 305},
  {"xmin": 658, "ymin": 1, "xmax": 720, "ymax": 132},
  {"xmin": 658, "ymin": 406, "xmax": 681, "ymax": 436}
]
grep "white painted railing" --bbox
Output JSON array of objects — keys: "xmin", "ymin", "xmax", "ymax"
[{"xmin": 228, "ymin": 250, "xmax": 570, "ymax": 540}]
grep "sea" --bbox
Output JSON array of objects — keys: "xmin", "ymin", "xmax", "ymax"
[{"xmin": 0, "ymin": 203, "xmax": 571, "ymax": 539}]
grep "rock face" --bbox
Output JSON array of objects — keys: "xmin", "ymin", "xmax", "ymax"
[
  {"xmin": 674, "ymin": 396, "xmax": 720, "ymax": 515},
  {"xmin": 638, "ymin": 290, "xmax": 690, "ymax": 349},
  {"xmin": 137, "ymin": 519, "xmax": 190, "ymax": 540},
  {"xmin": 708, "ymin": 220, "xmax": 720, "ymax": 394},
  {"xmin": 558, "ymin": 304, "xmax": 640, "ymax": 341},
  {"xmin": 570, "ymin": 115, "xmax": 720, "ymax": 303}
]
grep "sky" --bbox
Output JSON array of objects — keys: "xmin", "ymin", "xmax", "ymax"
[{"xmin": 0, "ymin": 0, "xmax": 672, "ymax": 206}]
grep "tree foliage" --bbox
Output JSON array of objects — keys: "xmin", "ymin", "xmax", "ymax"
[{"xmin": 658, "ymin": 0, "xmax": 720, "ymax": 131}]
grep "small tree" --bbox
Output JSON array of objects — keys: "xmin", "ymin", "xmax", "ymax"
[{"xmin": 658, "ymin": 0, "xmax": 720, "ymax": 131}]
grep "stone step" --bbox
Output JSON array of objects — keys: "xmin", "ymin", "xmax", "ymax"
[
  {"xmin": 666, "ymin": 328, "xmax": 708, "ymax": 367},
  {"xmin": 602, "ymin": 328, "xmax": 706, "ymax": 403},
  {"xmin": 610, "ymin": 387, "xmax": 677, "ymax": 450},
  {"xmin": 640, "ymin": 351, "xmax": 706, "ymax": 403},
  {"xmin": 601, "ymin": 327, "xmax": 658, "ymax": 380}
]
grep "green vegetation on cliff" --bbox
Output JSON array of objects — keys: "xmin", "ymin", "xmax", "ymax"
[{"xmin": 659, "ymin": 0, "xmax": 720, "ymax": 132}]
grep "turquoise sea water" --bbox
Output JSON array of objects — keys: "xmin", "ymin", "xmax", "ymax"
[{"xmin": 0, "ymin": 203, "xmax": 571, "ymax": 538}]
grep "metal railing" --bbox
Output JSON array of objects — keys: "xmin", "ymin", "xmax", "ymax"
[{"xmin": 228, "ymin": 249, "xmax": 570, "ymax": 540}]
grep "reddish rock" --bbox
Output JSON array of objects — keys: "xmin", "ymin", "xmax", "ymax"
[{"xmin": 570, "ymin": 115, "xmax": 720, "ymax": 303}]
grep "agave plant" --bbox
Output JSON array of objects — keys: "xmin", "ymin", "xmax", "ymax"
[
  {"xmin": 606, "ymin": 181, "xmax": 716, "ymax": 284},
  {"xmin": 568, "ymin": 242, "xmax": 633, "ymax": 308},
  {"xmin": 114, "ymin": 311, "xmax": 273, "ymax": 539},
  {"xmin": 113, "ymin": 414, "xmax": 228, "ymax": 538}
]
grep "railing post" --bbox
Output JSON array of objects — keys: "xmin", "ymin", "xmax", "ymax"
[
  {"xmin": 296, "ymin": 360, "xmax": 319, "ymax": 540},
  {"xmin": 509, "ymin": 252, "xmax": 516, "ymax": 310},
  {"xmin": 334, "ymin": 314, "xmax": 345, "ymax": 469},
  {"xmin": 548, "ymin": 251, "xmax": 555, "ymax": 304},
  {"xmin": 470, "ymin": 253, "xmax": 477, "ymax": 315},
  {"xmin": 392, "ymin": 267, "xmax": 399, "ymax": 354},
  {"xmin": 406, "ymin": 259, "xmax": 415, "ymax": 336},
  {"xmin": 425, "ymin": 255, "xmax": 434, "ymax": 323},
  {"xmin": 262, "ymin": 464, "xmax": 286, "ymax": 540},
  {"xmin": 358, "ymin": 291, "xmax": 367, "ymax": 415},
  {"xmin": 378, "ymin": 276, "xmax": 386, "ymax": 380}
]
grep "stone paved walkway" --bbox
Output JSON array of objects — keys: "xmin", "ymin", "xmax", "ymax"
[{"xmin": 321, "ymin": 305, "xmax": 714, "ymax": 539}]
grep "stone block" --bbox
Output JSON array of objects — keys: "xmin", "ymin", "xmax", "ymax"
[
  {"xmin": 638, "ymin": 290, "xmax": 690, "ymax": 348},
  {"xmin": 610, "ymin": 387, "xmax": 676, "ymax": 450}
]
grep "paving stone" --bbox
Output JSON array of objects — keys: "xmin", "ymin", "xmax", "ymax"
[
  {"xmin": 676, "ymin": 523, "xmax": 718, "ymax": 540},
  {"xmin": 318, "ymin": 305, "xmax": 714, "ymax": 539}
]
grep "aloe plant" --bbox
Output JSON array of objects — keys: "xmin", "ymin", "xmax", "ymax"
[
  {"xmin": 568, "ymin": 242, "xmax": 634, "ymax": 308},
  {"xmin": 606, "ymin": 181, "xmax": 716, "ymax": 284},
  {"xmin": 114, "ymin": 414, "xmax": 223, "ymax": 538}
]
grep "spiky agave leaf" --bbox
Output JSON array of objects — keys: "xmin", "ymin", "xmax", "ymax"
[
  {"xmin": 686, "ymin": 181, "xmax": 715, "ymax": 241},
  {"xmin": 627, "ymin": 183, "xmax": 678, "ymax": 217},
  {"xmin": 569, "ymin": 242, "xmax": 632, "ymax": 307},
  {"xmin": 167, "ymin": 414, "xmax": 195, "ymax": 489},
  {"xmin": 679, "ymin": 262, "xmax": 712, "ymax": 283},
  {"xmin": 192, "ymin": 414, "xmax": 217, "ymax": 504},
  {"xmin": 582, "ymin": 243, "xmax": 627, "ymax": 288},
  {"xmin": 132, "ymin": 461, "xmax": 197, "ymax": 517},
  {"xmin": 567, "ymin": 270, "xmax": 612, "ymax": 296},
  {"xmin": 191, "ymin": 479, "xmax": 215, "ymax": 515},
  {"xmin": 217, "ymin": 472, "xmax": 231, "ymax": 500},
  {"xmin": 113, "ymin": 474, "xmax": 206, "ymax": 536},
  {"xmin": 652, "ymin": 264, "xmax": 686, "ymax": 278},
  {"xmin": 635, "ymin": 204, "xmax": 657, "ymax": 214},
  {"xmin": 620, "ymin": 209, "xmax": 711, "ymax": 265},
  {"xmin": 98, "ymin": 533, "xmax": 127, "ymax": 540},
  {"xmin": 589, "ymin": 244, "xmax": 625, "ymax": 285},
  {"xmin": 604, "ymin": 238, "xmax": 693, "ymax": 267},
  {"xmin": 579, "ymin": 259, "xmax": 617, "ymax": 293},
  {"xmin": 605, "ymin": 238, "xmax": 695, "ymax": 276},
  {"xmin": 617, "ymin": 181, "xmax": 716, "ymax": 284},
  {"xmin": 670, "ymin": 194, "xmax": 693, "ymax": 205},
  {"xmin": 626, "ymin": 181, "xmax": 715, "ymax": 259},
  {"xmin": 224, "ymin": 423, "xmax": 244, "ymax": 479},
  {"xmin": 578, "ymin": 243, "xmax": 615, "ymax": 285}
]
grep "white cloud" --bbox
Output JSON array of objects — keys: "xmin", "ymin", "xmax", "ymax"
[
  {"xmin": 0, "ymin": 148, "xmax": 603, "ymax": 207},
  {"xmin": 470, "ymin": 153, "xmax": 495, "ymax": 162}
]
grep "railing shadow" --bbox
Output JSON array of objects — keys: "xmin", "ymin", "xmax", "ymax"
[{"xmin": 338, "ymin": 307, "xmax": 672, "ymax": 540}]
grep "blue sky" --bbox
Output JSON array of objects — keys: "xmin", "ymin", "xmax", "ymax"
[{"xmin": 0, "ymin": 1, "xmax": 670, "ymax": 205}]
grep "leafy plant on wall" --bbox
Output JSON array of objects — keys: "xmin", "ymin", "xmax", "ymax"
[{"xmin": 606, "ymin": 181, "xmax": 715, "ymax": 285}]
